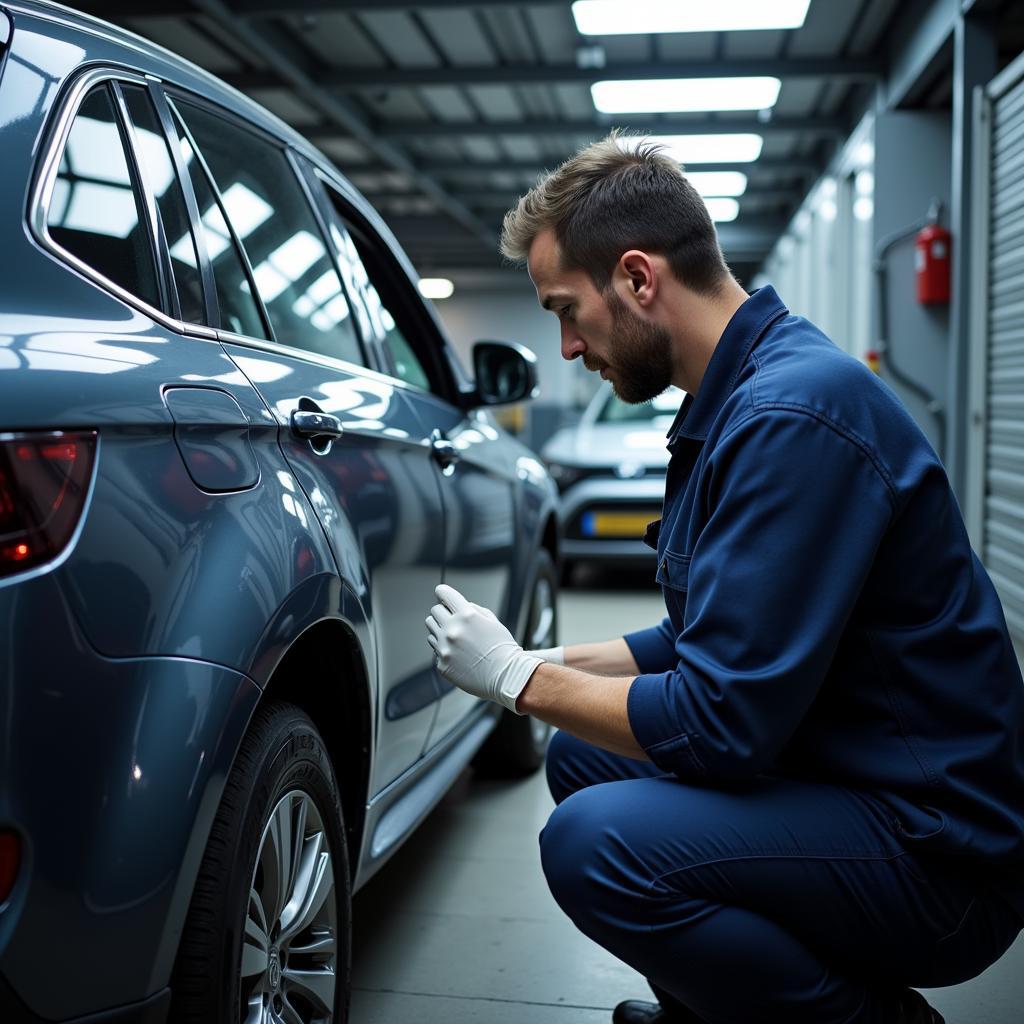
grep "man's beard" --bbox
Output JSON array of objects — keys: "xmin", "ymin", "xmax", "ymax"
[{"xmin": 599, "ymin": 290, "xmax": 675, "ymax": 404}]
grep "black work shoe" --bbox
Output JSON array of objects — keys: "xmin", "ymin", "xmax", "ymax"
[
  {"xmin": 612, "ymin": 991, "xmax": 946, "ymax": 1024},
  {"xmin": 900, "ymin": 988, "xmax": 946, "ymax": 1023},
  {"xmin": 612, "ymin": 1000, "xmax": 701, "ymax": 1024}
]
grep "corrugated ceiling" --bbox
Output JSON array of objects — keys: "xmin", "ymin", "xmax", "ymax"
[{"xmin": 74, "ymin": 0, "xmax": 910, "ymax": 278}]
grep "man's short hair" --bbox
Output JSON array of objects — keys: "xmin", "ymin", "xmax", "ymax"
[{"xmin": 501, "ymin": 131, "xmax": 730, "ymax": 296}]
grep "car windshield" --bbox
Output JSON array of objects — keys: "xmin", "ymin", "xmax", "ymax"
[{"xmin": 596, "ymin": 387, "xmax": 684, "ymax": 425}]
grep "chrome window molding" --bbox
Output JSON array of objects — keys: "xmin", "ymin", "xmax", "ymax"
[
  {"xmin": 28, "ymin": 65, "xmax": 217, "ymax": 343},
  {"xmin": 215, "ymin": 328, "xmax": 427, "ymax": 395}
]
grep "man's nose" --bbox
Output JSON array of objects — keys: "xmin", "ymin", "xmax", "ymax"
[{"xmin": 560, "ymin": 323, "xmax": 585, "ymax": 362}]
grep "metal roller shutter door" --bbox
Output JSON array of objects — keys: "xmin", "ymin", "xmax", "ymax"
[{"xmin": 980, "ymin": 58, "xmax": 1024, "ymax": 642}]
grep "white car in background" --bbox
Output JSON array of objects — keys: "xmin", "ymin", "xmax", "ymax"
[{"xmin": 542, "ymin": 386, "xmax": 685, "ymax": 579}]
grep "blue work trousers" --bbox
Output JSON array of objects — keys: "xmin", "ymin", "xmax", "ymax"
[{"xmin": 540, "ymin": 731, "xmax": 1023, "ymax": 1024}]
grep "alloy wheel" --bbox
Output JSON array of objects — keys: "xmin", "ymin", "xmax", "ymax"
[{"xmin": 240, "ymin": 790, "xmax": 337, "ymax": 1024}]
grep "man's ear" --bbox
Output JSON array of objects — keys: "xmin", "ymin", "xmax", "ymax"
[{"xmin": 617, "ymin": 250, "xmax": 657, "ymax": 307}]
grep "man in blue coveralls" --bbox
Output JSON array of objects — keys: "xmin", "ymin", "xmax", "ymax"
[{"xmin": 424, "ymin": 135, "xmax": 1024, "ymax": 1024}]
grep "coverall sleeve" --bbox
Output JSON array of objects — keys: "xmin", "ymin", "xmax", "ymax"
[
  {"xmin": 626, "ymin": 409, "xmax": 895, "ymax": 781},
  {"xmin": 624, "ymin": 618, "xmax": 678, "ymax": 673}
]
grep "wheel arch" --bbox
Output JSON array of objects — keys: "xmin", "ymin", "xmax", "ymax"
[
  {"xmin": 541, "ymin": 510, "xmax": 561, "ymax": 571},
  {"xmin": 260, "ymin": 615, "xmax": 373, "ymax": 886}
]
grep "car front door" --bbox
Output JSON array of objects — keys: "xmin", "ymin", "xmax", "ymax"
[{"xmin": 307, "ymin": 174, "xmax": 520, "ymax": 751}]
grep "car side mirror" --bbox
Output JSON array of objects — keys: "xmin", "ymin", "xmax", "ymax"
[{"xmin": 469, "ymin": 340, "xmax": 539, "ymax": 406}]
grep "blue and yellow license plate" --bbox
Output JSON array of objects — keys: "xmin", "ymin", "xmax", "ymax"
[{"xmin": 581, "ymin": 511, "xmax": 658, "ymax": 538}]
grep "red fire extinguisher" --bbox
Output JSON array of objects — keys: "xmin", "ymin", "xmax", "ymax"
[{"xmin": 915, "ymin": 221, "xmax": 952, "ymax": 304}]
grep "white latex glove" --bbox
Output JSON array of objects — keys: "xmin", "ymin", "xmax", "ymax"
[
  {"xmin": 425, "ymin": 584, "xmax": 542, "ymax": 714},
  {"xmin": 530, "ymin": 646, "xmax": 565, "ymax": 665}
]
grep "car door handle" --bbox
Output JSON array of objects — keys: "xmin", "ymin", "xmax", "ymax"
[
  {"xmin": 291, "ymin": 409, "xmax": 344, "ymax": 439},
  {"xmin": 430, "ymin": 429, "xmax": 459, "ymax": 469}
]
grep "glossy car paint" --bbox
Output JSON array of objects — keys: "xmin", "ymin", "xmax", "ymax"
[{"xmin": 0, "ymin": 3, "xmax": 558, "ymax": 1020}]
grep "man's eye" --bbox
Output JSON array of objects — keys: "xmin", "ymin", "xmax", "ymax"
[{"xmin": 559, "ymin": 305, "xmax": 572, "ymax": 319}]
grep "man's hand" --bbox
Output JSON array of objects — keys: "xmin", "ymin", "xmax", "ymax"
[{"xmin": 425, "ymin": 584, "xmax": 543, "ymax": 714}]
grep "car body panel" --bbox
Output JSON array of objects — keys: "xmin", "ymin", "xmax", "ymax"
[
  {"xmin": 403, "ymin": 391, "xmax": 521, "ymax": 748},
  {"xmin": 221, "ymin": 339, "xmax": 447, "ymax": 792},
  {"xmin": 0, "ymin": 4, "xmax": 559, "ymax": 1019},
  {"xmin": 542, "ymin": 385, "xmax": 682, "ymax": 567},
  {"xmin": 0, "ymin": 572, "xmax": 263, "ymax": 1018},
  {"xmin": 542, "ymin": 421, "xmax": 673, "ymax": 471}
]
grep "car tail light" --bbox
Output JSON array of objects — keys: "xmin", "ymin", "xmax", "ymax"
[
  {"xmin": 0, "ymin": 832, "xmax": 19, "ymax": 903},
  {"xmin": 0, "ymin": 431, "xmax": 97, "ymax": 578}
]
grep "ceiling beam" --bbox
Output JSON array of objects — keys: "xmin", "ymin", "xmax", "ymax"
[
  {"xmin": 187, "ymin": 0, "xmax": 497, "ymax": 248},
  {"xmin": 357, "ymin": 116, "xmax": 848, "ymax": 142},
  {"xmin": 225, "ymin": 57, "xmax": 881, "ymax": 93},
  {"xmin": 388, "ymin": 215, "xmax": 785, "ymax": 256},
  {"xmin": 234, "ymin": 0, "xmax": 596, "ymax": 12},
  {"xmin": 370, "ymin": 188, "xmax": 801, "ymax": 207},
  {"xmin": 350, "ymin": 156, "xmax": 823, "ymax": 177},
  {"xmin": 69, "ymin": 0, "xmax": 569, "ymax": 15}
]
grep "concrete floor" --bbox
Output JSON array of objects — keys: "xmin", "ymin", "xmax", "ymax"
[{"xmin": 350, "ymin": 569, "xmax": 1024, "ymax": 1023}]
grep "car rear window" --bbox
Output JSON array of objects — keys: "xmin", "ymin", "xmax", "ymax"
[{"xmin": 45, "ymin": 84, "xmax": 161, "ymax": 310}]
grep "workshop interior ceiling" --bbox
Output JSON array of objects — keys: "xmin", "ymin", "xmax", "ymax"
[{"xmin": 68, "ymin": 0, "xmax": 1019, "ymax": 283}]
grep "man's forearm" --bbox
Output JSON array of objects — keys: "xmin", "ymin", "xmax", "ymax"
[
  {"xmin": 563, "ymin": 637, "xmax": 641, "ymax": 676},
  {"xmin": 515, "ymin": 663, "xmax": 648, "ymax": 760}
]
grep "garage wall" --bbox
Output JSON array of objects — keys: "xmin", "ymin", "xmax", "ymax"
[
  {"xmin": 873, "ymin": 110, "xmax": 953, "ymax": 456},
  {"xmin": 756, "ymin": 117, "xmax": 876, "ymax": 362}
]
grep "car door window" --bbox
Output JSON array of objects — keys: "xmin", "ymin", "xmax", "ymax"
[
  {"xmin": 175, "ymin": 100, "xmax": 365, "ymax": 368},
  {"xmin": 119, "ymin": 85, "xmax": 206, "ymax": 324},
  {"xmin": 315, "ymin": 187, "xmax": 435, "ymax": 393},
  {"xmin": 45, "ymin": 84, "xmax": 160, "ymax": 309},
  {"xmin": 168, "ymin": 108, "xmax": 269, "ymax": 339}
]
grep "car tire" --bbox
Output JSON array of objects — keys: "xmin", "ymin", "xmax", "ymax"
[
  {"xmin": 170, "ymin": 701, "xmax": 351, "ymax": 1024},
  {"xmin": 474, "ymin": 549, "xmax": 558, "ymax": 777}
]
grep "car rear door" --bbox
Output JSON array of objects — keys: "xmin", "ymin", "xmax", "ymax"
[{"xmin": 156, "ymin": 89, "xmax": 446, "ymax": 793}]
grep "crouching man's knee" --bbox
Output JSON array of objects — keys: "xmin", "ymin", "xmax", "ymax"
[{"xmin": 539, "ymin": 787, "xmax": 604, "ymax": 920}]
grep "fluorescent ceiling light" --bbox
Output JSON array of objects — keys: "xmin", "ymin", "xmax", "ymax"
[
  {"xmin": 704, "ymin": 197, "xmax": 739, "ymax": 222},
  {"xmin": 418, "ymin": 278, "xmax": 454, "ymax": 300},
  {"xmin": 592, "ymin": 77, "xmax": 780, "ymax": 113},
  {"xmin": 306, "ymin": 269, "xmax": 342, "ymax": 306},
  {"xmin": 58, "ymin": 181, "xmax": 139, "ymax": 239},
  {"xmin": 220, "ymin": 183, "xmax": 273, "ymax": 240},
  {"xmin": 267, "ymin": 231, "xmax": 324, "ymax": 282},
  {"xmin": 685, "ymin": 171, "xmax": 747, "ymax": 197},
  {"xmin": 640, "ymin": 133, "xmax": 763, "ymax": 163},
  {"xmin": 67, "ymin": 118, "xmax": 131, "ymax": 185},
  {"xmin": 572, "ymin": 0, "xmax": 811, "ymax": 35},
  {"xmin": 252, "ymin": 262, "xmax": 290, "ymax": 304}
]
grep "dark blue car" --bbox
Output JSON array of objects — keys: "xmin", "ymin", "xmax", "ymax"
[{"xmin": 0, "ymin": 3, "xmax": 560, "ymax": 1021}]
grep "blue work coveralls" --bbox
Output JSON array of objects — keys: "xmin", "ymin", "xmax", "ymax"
[{"xmin": 541, "ymin": 286, "xmax": 1024, "ymax": 1023}]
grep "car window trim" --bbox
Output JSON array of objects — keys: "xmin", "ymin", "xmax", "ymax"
[
  {"xmin": 291, "ymin": 155, "xmax": 390, "ymax": 377},
  {"xmin": 111, "ymin": 80, "xmax": 179, "ymax": 321},
  {"xmin": 216, "ymin": 326, "xmax": 419, "ymax": 397},
  {"xmin": 27, "ymin": 65, "xmax": 218, "ymax": 343},
  {"xmin": 164, "ymin": 94, "xmax": 275, "ymax": 342},
  {"xmin": 312, "ymin": 171, "xmax": 458, "ymax": 403},
  {"xmin": 148, "ymin": 82, "xmax": 218, "ymax": 329},
  {"xmin": 284, "ymin": 146, "xmax": 375, "ymax": 372}
]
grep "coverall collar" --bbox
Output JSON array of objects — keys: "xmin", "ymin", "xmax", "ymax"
[{"xmin": 666, "ymin": 284, "xmax": 788, "ymax": 448}]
